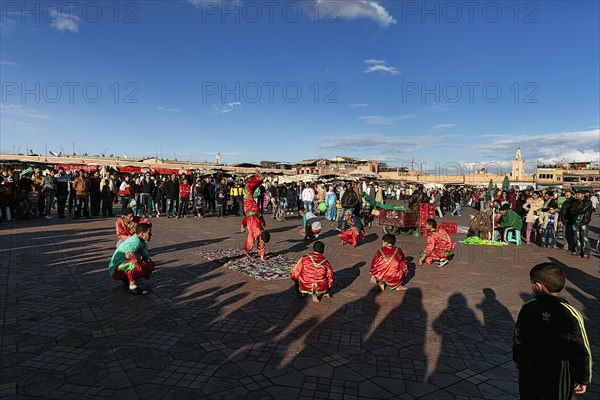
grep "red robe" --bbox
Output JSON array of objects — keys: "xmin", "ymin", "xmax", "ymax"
[
  {"xmin": 338, "ymin": 216, "xmax": 365, "ymax": 246},
  {"xmin": 291, "ymin": 252, "xmax": 334, "ymax": 295},
  {"xmin": 243, "ymin": 175, "xmax": 265, "ymax": 254},
  {"xmin": 115, "ymin": 216, "xmax": 151, "ymax": 242},
  {"xmin": 116, "ymin": 218, "xmax": 136, "ymax": 242},
  {"xmin": 370, "ymin": 245, "xmax": 408, "ymax": 289},
  {"xmin": 420, "ymin": 228, "xmax": 455, "ymax": 264}
]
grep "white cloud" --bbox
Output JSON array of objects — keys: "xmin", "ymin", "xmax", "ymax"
[
  {"xmin": 463, "ymin": 128, "xmax": 600, "ymax": 164},
  {"xmin": 157, "ymin": 106, "xmax": 182, "ymax": 112},
  {"xmin": 364, "ymin": 64, "xmax": 399, "ymax": 76},
  {"xmin": 318, "ymin": 0, "xmax": 396, "ymax": 27},
  {"xmin": 433, "ymin": 124, "xmax": 456, "ymax": 130},
  {"xmin": 318, "ymin": 128, "xmax": 599, "ymax": 169},
  {"xmin": 187, "ymin": 0, "xmax": 221, "ymax": 6},
  {"xmin": 422, "ymin": 104, "xmax": 452, "ymax": 112},
  {"xmin": 359, "ymin": 115, "xmax": 414, "ymax": 126},
  {"xmin": 320, "ymin": 133, "xmax": 431, "ymax": 153},
  {"xmin": 364, "ymin": 59, "xmax": 386, "ymax": 65},
  {"xmin": 0, "ymin": 104, "xmax": 54, "ymax": 120},
  {"xmin": 211, "ymin": 102, "xmax": 241, "ymax": 114},
  {"xmin": 349, "ymin": 103, "xmax": 370, "ymax": 108},
  {"xmin": 0, "ymin": 60, "xmax": 19, "ymax": 66},
  {"xmin": 0, "ymin": 18, "xmax": 16, "ymax": 33},
  {"xmin": 49, "ymin": 10, "xmax": 81, "ymax": 33}
]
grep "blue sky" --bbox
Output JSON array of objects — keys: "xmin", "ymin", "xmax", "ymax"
[{"xmin": 1, "ymin": 0, "xmax": 598, "ymax": 172}]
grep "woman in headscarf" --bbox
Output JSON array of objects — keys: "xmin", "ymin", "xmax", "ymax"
[{"xmin": 325, "ymin": 185, "xmax": 337, "ymax": 221}]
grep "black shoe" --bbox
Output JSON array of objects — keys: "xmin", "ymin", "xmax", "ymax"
[{"xmin": 129, "ymin": 287, "xmax": 148, "ymax": 295}]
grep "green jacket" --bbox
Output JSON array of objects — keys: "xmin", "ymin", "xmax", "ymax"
[{"xmin": 499, "ymin": 210, "xmax": 523, "ymax": 230}]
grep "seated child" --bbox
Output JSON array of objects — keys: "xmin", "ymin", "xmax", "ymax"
[
  {"xmin": 370, "ymin": 234, "xmax": 408, "ymax": 291},
  {"xmin": 338, "ymin": 210, "xmax": 365, "ymax": 247},
  {"xmin": 291, "ymin": 241, "xmax": 334, "ymax": 302},
  {"xmin": 418, "ymin": 219, "xmax": 455, "ymax": 267}
]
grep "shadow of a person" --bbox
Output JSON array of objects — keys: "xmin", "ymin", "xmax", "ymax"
[
  {"xmin": 330, "ymin": 261, "xmax": 365, "ymax": 296},
  {"xmin": 363, "ymin": 287, "xmax": 428, "ymax": 389},
  {"xmin": 428, "ymin": 293, "xmax": 488, "ymax": 397},
  {"xmin": 403, "ymin": 256, "xmax": 417, "ymax": 285},
  {"xmin": 291, "ymin": 288, "xmax": 383, "ymax": 383},
  {"xmin": 548, "ymin": 256, "xmax": 600, "ymax": 300},
  {"xmin": 476, "ymin": 288, "xmax": 515, "ymax": 343}
]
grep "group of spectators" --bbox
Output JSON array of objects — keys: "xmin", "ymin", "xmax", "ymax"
[
  {"xmin": 475, "ymin": 187, "xmax": 597, "ymax": 258},
  {"xmin": 1, "ymin": 166, "xmax": 597, "ymax": 260},
  {"xmin": 0, "ymin": 166, "xmax": 373, "ymax": 223}
]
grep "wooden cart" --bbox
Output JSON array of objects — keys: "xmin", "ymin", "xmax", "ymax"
[{"xmin": 377, "ymin": 209, "xmax": 418, "ymax": 235}]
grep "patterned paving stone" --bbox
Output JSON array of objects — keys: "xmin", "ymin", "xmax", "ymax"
[
  {"xmin": 20, "ymin": 346, "xmax": 95, "ymax": 372},
  {"xmin": 134, "ymin": 330, "xmax": 185, "ymax": 350},
  {"xmin": 46, "ymin": 384, "xmax": 115, "ymax": 400},
  {"xmin": 151, "ymin": 360, "xmax": 217, "ymax": 388}
]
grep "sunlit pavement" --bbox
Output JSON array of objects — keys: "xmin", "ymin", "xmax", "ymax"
[{"xmin": 1, "ymin": 206, "xmax": 598, "ymax": 399}]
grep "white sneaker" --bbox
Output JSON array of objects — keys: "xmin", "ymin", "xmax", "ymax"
[
  {"xmin": 438, "ymin": 259, "xmax": 449, "ymax": 267},
  {"xmin": 45, "ymin": 215, "xmax": 54, "ymax": 220}
]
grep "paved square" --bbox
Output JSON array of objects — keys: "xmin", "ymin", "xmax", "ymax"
[{"xmin": 1, "ymin": 207, "xmax": 598, "ymax": 399}]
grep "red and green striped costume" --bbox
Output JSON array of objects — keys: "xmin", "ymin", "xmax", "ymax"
[
  {"xmin": 242, "ymin": 175, "xmax": 265, "ymax": 254},
  {"xmin": 109, "ymin": 235, "xmax": 154, "ymax": 283},
  {"xmin": 420, "ymin": 228, "xmax": 455, "ymax": 264},
  {"xmin": 370, "ymin": 245, "xmax": 408, "ymax": 289},
  {"xmin": 291, "ymin": 252, "xmax": 334, "ymax": 295}
]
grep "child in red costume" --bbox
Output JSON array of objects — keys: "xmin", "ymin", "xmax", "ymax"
[
  {"xmin": 370, "ymin": 234, "xmax": 408, "ymax": 291},
  {"xmin": 115, "ymin": 207, "xmax": 151, "ymax": 247},
  {"xmin": 241, "ymin": 172, "xmax": 266, "ymax": 257},
  {"xmin": 291, "ymin": 241, "xmax": 334, "ymax": 302},
  {"xmin": 418, "ymin": 219, "xmax": 455, "ymax": 267}
]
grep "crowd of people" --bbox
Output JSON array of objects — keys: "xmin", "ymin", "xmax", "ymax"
[{"xmin": 466, "ymin": 186, "xmax": 597, "ymax": 259}]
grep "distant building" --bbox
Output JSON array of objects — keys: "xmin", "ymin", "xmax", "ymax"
[
  {"xmin": 293, "ymin": 156, "xmax": 376, "ymax": 175},
  {"xmin": 260, "ymin": 161, "xmax": 293, "ymax": 170},
  {"xmin": 140, "ymin": 157, "xmax": 164, "ymax": 164},
  {"xmin": 511, "ymin": 147, "xmax": 525, "ymax": 180}
]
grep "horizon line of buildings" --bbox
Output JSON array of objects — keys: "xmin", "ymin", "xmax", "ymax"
[{"xmin": 1, "ymin": 150, "xmax": 598, "ymax": 189}]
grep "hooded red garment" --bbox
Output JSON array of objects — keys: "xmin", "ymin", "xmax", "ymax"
[
  {"xmin": 370, "ymin": 245, "xmax": 408, "ymax": 289},
  {"xmin": 291, "ymin": 252, "xmax": 334, "ymax": 295},
  {"xmin": 420, "ymin": 228, "xmax": 455, "ymax": 264},
  {"xmin": 242, "ymin": 175, "xmax": 265, "ymax": 254}
]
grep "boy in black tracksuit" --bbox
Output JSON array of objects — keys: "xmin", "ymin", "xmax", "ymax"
[{"xmin": 513, "ymin": 263, "xmax": 592, "ymax": 399}]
